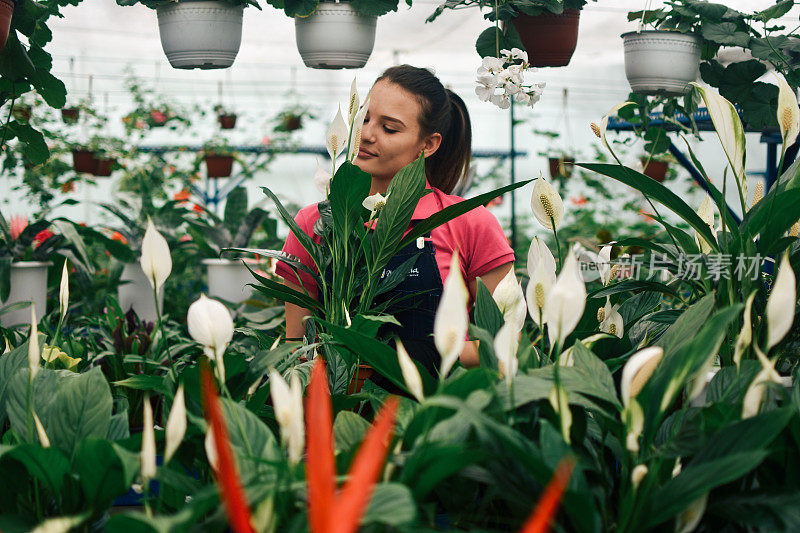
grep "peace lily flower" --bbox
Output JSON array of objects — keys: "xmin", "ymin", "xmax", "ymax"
[
  {"xmin": 733, "ymin": 291, "xmax": 756, "ymax": 369},
  {"xmin": 28, "ymin": 305, "xmax": 39, "ymax": 379},
  {"xmin": 362, "ymin": 191, "xmax": 388, "ymax": 216},
  {"xmin": 526, "ymin": 259, "xmax": 556, "ymax": 329},
  {"xmin": 742, "ymin": 346, "xmax": 782, "ymax": 418},
  {"xmin": 543, "ymin": 248, "xmax": 586, "ymax": 347},
  {"xmin": 766, "ymin": 252, "xmax": 796, "ymax": 351},
  {"xmin": 750, "ymin": 181, "xmax": 764, "ymax": 210},
  {"xmin": 326, "ymin": 105, "xmax": 348, "ymax": 161},
  {"xmin": 188, "ymin": 295, "xmax": 235, "ymax": 383},
  {"xmin": 140, "ymin": 218, "xmax": 172, "ymax": 292},
  {"xmin": 530, "ymin": 175, "xmax": 564, "ymax": 230},
  {"xmin": 33, "ymin": 410, "xmax": 49, "ymax": 448},
  {"xmin": 695, "ymin": 194, "xmax": 715, "ymax": 254},
  {"xmin": 624, "ymin": 399, "xmax": 645, "ymax": 453},
  {"xmin": 58, "ymin": 260, "xmax": 69, "ymax": 319},
  {"xmin": 396, "ymin": 339, "xmax": 424, "ymax": 402},
  {"xmin": 675, "ymin": 494, "xmax": 708, "ymax": 533},
  {"xmin": 434, "ymin": 254, "xmax": 469, "ymax": 378},
  {"xmin": 548, "ymin": 383, "xmax": 572, "ymax": 444},
  {"xmin": 527, "ymin": 237, "xmax": 556, "ymax": 279},
  {"xmin": 631, "ymin": 464, "xmax": 648, "ymax": 489},
  {"xmin": 597, "ymin": 245, "xmax": 613, "ymax": 286},
  {"xmin": 494, "ymin": 321, "xmax": 520, "ymax": 385},
  {"xmin": 205, "ymin": 425, "xmax": 219, "ymax": 471},
  {"xmin": 313, "ymin": 161, "xmax": 332, "ymax": 197},
  {"xmin": 591, "ymin": 101, "xmax": 635, "ymax": 164},
  {"xmin": 347, "ymin": 95, "xmax": 370, "ymax": 162},
  {"xmin": 599, "ymin": 297, "xmax": 624, "ymax": 338},
  {"xmin": 775, "ymin": 71, "xmax": 800, "ymax": 150},
  {"xmin": 164, "ymin": 385, "xmax": 187, "ymax": 463},
  {"xmin": 347, "ymin": 77, "xmax": 360, "ymax": 124},
  {"xmin": 492, "ymin": 268, "xmax": 527, "ymax": 331},
  {"xmin": 791, "ymin": 221, "xmax": 799, "ymax": 237},
  {"xmin": 620, "ymin": 346, "xmax": 663, "ymax": 407},
  {"xmin": 141, "ymin": 393, "xmax": 157, "ymax": 482},
  {"xmin": 269, "ymin": 369, "xmax": 305, "ymax": 464}
]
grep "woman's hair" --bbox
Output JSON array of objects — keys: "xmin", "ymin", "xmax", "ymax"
[{"xmin": 376, "ymin": 65, "xmax": 472, "ymax": 194}]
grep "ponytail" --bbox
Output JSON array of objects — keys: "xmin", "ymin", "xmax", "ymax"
[{"xmin": 376, "ymin": 66, "xmax": 472, "ymax": 194}]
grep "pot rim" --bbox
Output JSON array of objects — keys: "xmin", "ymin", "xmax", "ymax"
[
  {"xmin": 621, "ymin": 29, "xmax": 700, "ymax": 39},
  {"xmin": 11, "ymin": 261, "xmax": 53, "ymax": 267}
]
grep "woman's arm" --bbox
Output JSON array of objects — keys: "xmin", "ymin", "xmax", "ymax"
[
  {"xmin": 284, "ymin": 281, "xmax": 313, "ymax": 340},
  {"xmin": 460, "ymin": 262, "xmax": 514, "ymax": 367}
]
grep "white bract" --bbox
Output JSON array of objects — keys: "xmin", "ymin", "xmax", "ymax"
[
  {"xmin": 766, "ymin": 253, "xmax": 796, "ymax": 351},
  {"xmin": 492, "ymin": 268, "xmax": 527, "ymax": 331},
  {"xmin": 695, "ymin": 195, "xmax": 715, "ymax": 254},
  {"xmin": 620, "ymin": 346, "xmax": 663, "ymax": 407},
  {"xmin": 28, "ymin": 305, "xmax": 39, "ymax": 379},
  {"xmin": 347, "ymin": 95, "xmax": 370, "ymax": 162},
  {"xmin": 733, "ymin": 291, "xmax": 756, "ymax": 369},
  {"xmin": 494, "ymin": 321, "xmax": 520, "ymax": 385},
  {"xmin": 164, "ymin": 385, "xmax": 187, "ymax": 463},
  {"xmin": 33, "ymin": 411, "xmax": 50, "ymax": 448},
  {"xmin": 187, "ymin": 295, "xmax": 234, "ymax": 383},
  {"xmin": 543, "ymin": 248, "xmax": 586, "ymax": 347},
  {"xmin": 592, "ymin": 101, "xmax": 636, "ymax": 163},
  {"xmin": 631, "ymin": 464, "xmax": 648, "ymax": 489},
  {"xmin": 434, "ymin": 254, "xmax": 469, "ymax": 378},
  {"xmin": 775, "ymin": 72, "xmax": 800, "ymax": 149},
  {"xmin": 527, "ymin": 237, "xmax": 556, "ymax": 279},
  {"xmin": 742, "ymin": 347, "xmax": 782, "ymax": 418},
  {"xmin": 530, "ymin": 176, "xmax": 564, "ymax": 230},
  {"xmin": 58, "ymin": 260, "xmax": 69, "ymax": 319},
  {"xmin": 599, "ymin": 297, "xmax": 624, "ymax": 339},
  {"xmin": 675, "ymin": 494, "xmax": 708, "ymax": 533},
  {"xmin": 362, "ymin": 192, "xmax": 388, "ymax": 216},
  {"xmin": 269, "ymin": 369, "xmax": 305, "ymax": 464},
  {"xmin": 548, "ymin": 383, "xmax": 572, "ymax": 444},
  {"xmin": 526, "ymin": 258, "xmax": 556, "ymax": 327},
  {"xmin": 140, "ymin": 219, "xmax": 172, "ymax": 291},
  {"xmin": 205, "ymin": 425, "xmax": 219, "ymax": 471},
  {"xmin": 347, "ymin": 77, "xmax": 360, "ymax": 124},
  {"xmin": 313, "ymin": 161, "xmax": 332, "ymax": 197},
  {"xmin": 396, "ymin": 339, "xmax": 424, "ymax": 402},
  {"xmin": 141, "ymin": 394, "xmax": 157, "ymax": 481},
  {"xmin": 326, "ymin": 105, "xmax": 348, "ymax": 161}
]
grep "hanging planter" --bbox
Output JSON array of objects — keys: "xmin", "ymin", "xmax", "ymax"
[
  {"xmin": 204, "ymin": 153, "xmax": 234, "ymax": 178},
  {"xmin": 118, "ymin": 262, "xmax": 164, "ymax": 324},
  {"xmin": 640, "ymin": 157, "xmax": 669, "ymax": 182},
  {"xmin": 622, "ymin": 30, "xmax": 701, "ymax": 96},
  {"xmin": 0, "ymin": 261, "xmax": 49, "ymax": 327},
  {"xmin": 548, "ymin": 156, "xmax": 575, "ymax": 179},
  {"xmin": 72, "ymin": 149, "xmax": 97, "ymax": 173},
  {"xmin": 217, "ymin": 113, "xmax": 237, "ymax": 129},
  {"xmin": 61, "ymin": 107, "xmax": 80, "ymax": 124},
  {"xmin": 295, "ymin": 1, "xmax": 377, "ymax": 69},
  {"xmin": 347, "ymin": 364, "xmax": 374, "ymax": 394},
  {"xmin": 203, "ymin": 258, "xmax": 254, "ymax": 303},
  {"xmin": 0, "ymin": 0, "xmax": 13, "ymax": 53},
  {"xmin": 93, "ymin": 157, "xmax": 116, "ymax": 177},
  {"xmin": 156, "ymin": 0, "xmax": 244, "ymax": 69},
  {"xmin": 511, "ymin": 9, "xmax": 581, "ymax": 67}
]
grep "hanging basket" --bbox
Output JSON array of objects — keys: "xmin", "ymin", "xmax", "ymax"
[
  {"xmin": 0, "ymin": 261, "xmax": 50, "ymax": 327},
  {"xmin": 93, "ymin": 157, "xmax": 116, "ymax": 177},
  {"xmin": 640, "ymin": 158, "xmax": 669, "ymax": 182},
  {"xmin": 511, "ymin": 9, "xmax": 581, "ymax": 67},
  {"xmin": 156, "ymin": 0, "xmax": 244, "ymax": 70},
  {"xmin": 204, "ymin": 154, "xmax": 234, "ymax": 178},
  {"xmin": 72, "ymin": 149, "xmax": 97, "ymax": 173},
  {"xmin": 61, "ymin": 107, "xmax": 80, "ymax": 124},
  {"xmin": 622, "ymin": 30, "xmax": 701, "ymax": 96},
  {"xmin": 218, "ymin": 113, "xmax": 237, "ymax": 129},
  {"xmin": 0, "ymin": 0, "xmax": 13, "ymax": 54},
  {"xmin": 203, "ymin": 258, "xmax": 254, "ymax": 303},
  {"xmin": 548, "ymin": 156, "xmax": 575, "ymax": 179},
  {"xmin": 295, "ymin": 2, "xmax": 377, "ymax": 69}
]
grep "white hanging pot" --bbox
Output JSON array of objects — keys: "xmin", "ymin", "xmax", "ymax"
[
  {"xmin": 118, "ymin": 263, "xmax": 164, "ymax": 323},
  {"xmin": 203, "ymin": 258, "xmax": 254, "ymax": 304},
  {"xmin": 621, "ymin": 30, "xmax": 701, "ymax": 96},
  {"xmin": 0, "ymin": 261, "xmax": 50, "ymax": 327},
  {"xmin": 156, "ymin": 0, "xmax": 244, "ymax": 70},
  {"xmin": 295, "ymin": 1, "xmax": 377, "ymax": 69}
]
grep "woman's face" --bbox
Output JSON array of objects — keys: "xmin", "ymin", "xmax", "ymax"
[{"xmin": 355, "ymin": 80, "xmax": 441, "ymax": 184}]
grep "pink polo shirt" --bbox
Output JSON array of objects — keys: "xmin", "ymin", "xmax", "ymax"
[{"xmin": 276, "ymin": 183, "xmax": 515, "ymax": 306}]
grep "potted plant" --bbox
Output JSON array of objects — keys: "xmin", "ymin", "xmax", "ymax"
[
  {"xmin": 60, "ymin": 105, "xmax": 80, "ymax": 124},
  {"xmin": 548, "ymin": 151, "xmax": 575, "ymax": 179},
  {"xmin": 187, "ymin": 186, "xmax": 279, "ymax": 304},
  {"xmin": 0, "ymin": 0, "xmax": 14, "ymax": 53},
  {"xmin": 428, "ymin": 0, "xmax": 594, "ymax": 67},
  {"xmin": 115, "ymin": 0, "xmax": 261, "ymax": 69},
  {"xmin": 273, "ymin": 102, "xmax": 315, "ymax": 132},
  {"xmin": 639, "ymin": 152, "xmax": 671, "ymax": 182},
  {"xmin": 214, "ymin": 104, "xmax": 237, "ymax": 129},
  {"xmin": 265, "ymin": 0, "xmax": 402, "ymax": 69},
  {"xmin": 202, "ymin": 138, "xmax": 237, "ymax": 178}
]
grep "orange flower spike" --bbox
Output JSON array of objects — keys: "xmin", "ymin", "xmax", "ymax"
[
  {"xmin": 333, "ymin": 396, "xmax": 399, "ymax": 533},
  {"xmin": 201, "ymin": 363, "xmax": 256, "ymax": 533},
  {"xmin": 306, "ymin": 357, "xmax": 337, "ymax": 533},
  {"xmin": 519, "ymin": 456, "xmax": 576, "ymax": 533}
]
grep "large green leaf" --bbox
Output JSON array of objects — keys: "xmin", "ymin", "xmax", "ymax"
[
  {"xmin": 47, "ymin": 367, "xmax": 113, "ymax": 456},
  {"xmin": 362, "ymin": 483, "xmax": 417, "ymax": 526},
  {"xmin": 219, "ymin": 398, "xmax": 281, "ymax": 482},
  {"xmin": 473, "ymin": 278, "xmax": 503, "ymax": 370},
  {"xmin": 5, "ymin": 367, "xmax": 60, "ymax": 445},
  {"xmin": 0, "ymin": 339, "xmax": 29, "ymax": 425},
  {"xmin": 75, "ymin": 439, "xmax": 138, "ymax": 509},
  {"xmin": 223, "ymin": 186, "xmax": 248, "ymax": 237},
  {"xmin": 334, "ymin": 410, "xmax": 369, "ymax": 452},
  {"xmin": 655, "ymin": 293, "xmax": 715, "ymax": 356},
  {"xmin": 701, "ymin": 22, "xmax": 750, "ymax": 47},
  {"xmin": 0, "ymin": 443, "xmax": 69, "ymax": 495}
]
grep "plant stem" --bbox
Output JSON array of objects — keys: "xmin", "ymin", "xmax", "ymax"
[{"xmin": 551, "ymin": 217, "xmax": 563, "ymax": 271}]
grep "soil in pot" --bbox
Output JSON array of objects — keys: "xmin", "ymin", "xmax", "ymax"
[
  {"xmin": 0, "ymin": 0, "xmax": 12, "ymax": 53},
  {"xmin": 218, "ymin": 113, "xmax": 237, "ymax": 129},
  {"xmin": 511, "ymin": 9, "xmax": 581, "ymax": 67},
  {"xmin": 549, "ymin": 156, "xmax": 575, "ymax": 179},
  {"xmin": 641, "ymin": 158, "xmax": 669, "ymax": 182},
  {"xmin": 61, "ymin": 107, "xmax": 80, "ymax": 124},
  {"xmin": 72, "ymin": 149, "xmax": 97, "ymax": 174},
  {"xmin": 205, "ymin": 154, "xmax": 234, "ymax": 178}
]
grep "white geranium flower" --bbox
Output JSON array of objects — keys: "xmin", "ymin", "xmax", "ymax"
[
  {"xmin": 481, "ymin": 56, "xmax": 504, "ymax": 72},
  {"xmin": 475, "ymin": 83, "xmax": 493, "ymax": 102},
  {"xmin": 490, "ymin": 93, "xmax": 511, "ymax": 109}
]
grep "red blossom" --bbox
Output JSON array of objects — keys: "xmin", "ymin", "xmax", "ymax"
[
  {"xmin": 174, "ymin": 189, "xmax": 191, "ymax": 203},
  {"xmin": 571, "ymin": 195, "xmax": 587, "ymax": 206},
  {"xmin": 33, "ymin": 229, "xmax": 55, "ymax": 248},
  {"xmin": 519, "ymin": 457, "xmax": 576, "ymax": 533}
]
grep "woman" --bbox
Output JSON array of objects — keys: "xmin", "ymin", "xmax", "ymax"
[{"xmin": 276, "ymin": 65, "xmax": 514, "ymax": 375}]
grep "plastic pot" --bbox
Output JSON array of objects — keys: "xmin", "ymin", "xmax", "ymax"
[
  {"xmin": 203, "ymin": 258, "xmax": 254, "ymax": 304},
  {"xmin": 347, "ymin": 364, "xmax": 374, "ymax": 394},
  {"xmin": 295, "ymin": 2, "xmax": 376, "ymax": 69},
  {"xmin": 204, "ymin": 154, "xmax": 234, "ymax": 178},
  {"xmin": 622, "ymin": 30, "xmax": 701, "ymax": 96},
  {"xmin": 61, "ymin": 107, "xmax": 80, "ymax": 124},
  {"xmin": 72, "ymin": 149, "xmax": 97, "ymax": 174},
  {"xmin": 0, "ymin": 262, "xmax": 50, "ymax": 327},
  {"xmin": 511, "ymin": 9, "xmax": 581, "ymax": 67},
  {"xmin": 218, "ymin": 113, "xmax": 237, "ymax": 129},
  {"xmin": 93, "ymin": 157, "xmax": 116, "ymax": 177},
  {"xmin": 156, "ymin": 0, "xmax": 244, "ymax": 70},
  {"xmin": 0, "ymin": 0, "xmax": 12, "ymax": 53},
  {"xmin": 640, "ymin": 158, "xmax": 669, "ymax": 182},
  {"xmin": 548, "ymin": 156, "xmax": 575, "ymax": 179}
]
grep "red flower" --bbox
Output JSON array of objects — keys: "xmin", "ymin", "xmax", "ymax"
[
  {"xmin": 150, "ymin": 110, "xmax": 167, "ymax": 124},
  {"xmin": 61, "ymin": 180, "xmax": 75, "ymax": 193},
  {"xmin": 174, "ymin": 189, "xmax": 191, "ymax": 203},
  {"xmin": 571, "ymin": 195, "xmax": 587, "ymax": 206},
  {"xmin": 192, "ymin": 204, "xmax": 204, "ymax": 213},
  {"xmin": 519, "ymin": 457, "xmax": 576, "ymax": 533},
  {"xmin": 110, "ymin": 231, "xmax": 129, "ymax": 245},
  {"xmin": 33, "ymin": 229, "xmax": 55, "ymax": 248}
]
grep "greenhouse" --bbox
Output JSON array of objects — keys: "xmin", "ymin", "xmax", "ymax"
[{"xmin": 1, "ymin": 0, "xmax": 799, "ymax": 531}]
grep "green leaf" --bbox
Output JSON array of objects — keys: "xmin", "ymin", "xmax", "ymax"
[
  {"xmin": 5, "ymin": 367, "xmax": 60, "ymax": 445},
  {"xmin": 571, "ymin": 342, "xmax": 617, "ymax": 402},
  {"xmin": 363, "ymin": 483, "xmax": 417, "ymax": 526},
  {"xmin": 0, "ymin": 444, "xmax": 69, "ymax": 495},
  {"xmin": 47, "ymin": 367, "xmax": 113, "ymax": 456},
  {"xmin": 246, "ymin": 263, "xmax": 322, "ymax": 311},
  {"xmin": 350, "ymin": 0, "xmax": 399, "ymax": 16},
  {"xmin": 283, "ymin": 0, "xmax": 317, "ymax": 16},
  {"xmin": 219, "ymin": 398, "xmax": 281, "ymax": 481},
  {"xmin": 475, "ymin": 24, "xmax": 524, "ymax": 59},
  {"xmin": 223, "ymin": 186, "xmax": 248, "ymax": 238},
  {"xmin": 0, "ymin": 338, "xmax": 28, "ymax": 424},
  {"xmin": 75, "ymin": 439, "xmax": 137, "ymax": 509},
  {"xmin": 334, "ymin": 410, "xmax": 369, "ymax": 452},
  {"xmin": 113, "ymin": 374, "xmax": 170, "ymax": 395},
  {"xmin": 261, "ymin": 186, "xmax": 321, "ymax": 271},
  {"xmin": 755, "ymin": 0, "xmax": 793, "ymax": 21},
  {"xmin": 9, "ymin": 122, "xmax": 48, "ymax": 164},
  {"xmin": 701, "ymin": 22, "xmax": 750, "ymax": 47}
]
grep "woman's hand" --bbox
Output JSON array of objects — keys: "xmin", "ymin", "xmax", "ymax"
[{"xmin": 284, "ymin": 281, "xmax": 313, "ymax": 340}]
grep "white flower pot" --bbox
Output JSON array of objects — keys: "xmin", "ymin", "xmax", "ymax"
[
  {"xmin": 118, "ymin": 263, "xmax": 164, "ymax": 323},
  {"xmin": 622, "ymin": 30, "xmax": 701, "ymax": 96},
  {"xmin": 0, "ymin": 262, "xmax": 50, "ymax": 327},
  {"xmin": 203, "ymin": 258, "xmax": 254, "ymax": 304},
  {"xmin": 156, "ymin": 0, "xmax": 244, "ymax": 70},
  {"xmin": 295, "ymin": 2, "xmax": 376, "ymax": 69}
]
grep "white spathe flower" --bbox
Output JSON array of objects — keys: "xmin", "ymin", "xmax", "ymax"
[
  {"xmin": 598, "ymin": 245, "xmax": 613, "ymax": 286},
  {"xmin": 620, "ymin": 346, "xmax": 663, "ymax": 407},
  {"xmin": 494, "ymin": 321, "xmax": 520, "ymax": 385},
  {"xmin": 205, "ymin": 425, "xmax": 219, "ymax": 471},
  {"xmin": 592, "ymin": 101, "xmax": 636, "ymax": 161},
  {"xmin": 434, "ymin": 254, "xmax": 469, "ymax": 378},
  {"xmin": 58, "ymin": 260, "xmax": 69, "ymax": 319},
  {"xmin": 766, "ymin": 252, "xmax": 796, "ymax": 351},
  {"xmin": 33, "ymin": 410, "xmax": 49, "ymax": 448},
  {"xmin": 624, "ymin": 398, "xmax": 644, "ymax": 453},
  {"xmin": 164, "ymin": 385, "xmax": 186, "ymax": 463},
  {"xmin": 140, "ymin": 218, "xmax": 172, "ymax": 291},
  {"xmin": 548, "ymin": 382, "xmax": 572, "ymax": 444},
  {"xmin": 326, "ymin": 105, "xmax": 348, "ymax": 161},
  {"xmin": 543, "ymin": 248, "xmax": 586, "ymax": 347},
  {"xmin": 599, "ymin": 297, "xmax": 624, "ymax": 339},
  {"xmin": 526, "ymin": 258, "xmax": 556, "ymax": 328},
  {"xmin": 742, "ymin": 346, "xmax": 782, "ymax": 418},
  {"xmin": 775, "ymin": 71, "xmax": 800, "ymax": 149},
  {"xmin": 396, "ymin": 339, "xmax": 424, "ymax": 402},
  {"xmin": 28, "ymin": 304, "xmax": 39, "ymax": 379},
  {"xmin": 675, "ymin": 494, "xmax": 708, "ymax": 533},
  {"xmin": 269, "ymin": 369, "xmax": 305, "ymax": 464},
  {"xmin": 530, "ymin": 176, "xmax": 564, "ymax": 230},
  {"xmin": 733, "ymin": 291, "xmax": 756, "ymax": 369},
  {"xmin": 141, "ymin": 394, "xmax": 157, "ymax": 481},
  {"xmin": 187, "ymin": 295, "xmax": 234, "ymax": 383},
  {"xmin": 347, "ymin": 95, "xmax": 370, "ymax": 162},
  {"xmin": 690, "ymin": 83, "xmax": 746, "ymax": 188},
  {"xmin": 492, "ymin": 268, "xmax": 527, "ymax": 332},
  {"xmin": 631, "ymin": 464, "xmax": 648, "ymax": 489},
  {"xmin": 362, "ymin": 191, "xmax": 388, "ymax": 216},
  {"xmin": 347, "ymin": 77, "xmax": 360, "ymax": 124},
  {"xmin": 527, "ymin": 237, "xmax": 556, "ymax": 280},
  {"xmin": 313, "ymin": 161, "xmax": 332, "ymax": 197}
]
